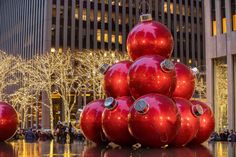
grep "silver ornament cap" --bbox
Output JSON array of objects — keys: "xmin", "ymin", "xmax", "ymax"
[
  {"xmin": 134, "ymin": 99, "xmax": 149, "ymax": 114},
  {"xmin": 160, "ymin": 59, "xmax": 175, "ymax": 72},
  {"xmin": 140, "ymin": 14, "xmax": 152, "ymax": 22},
  {"xmin": 99, "ymin": 63, "xmax": 110, "ymax": 74},
  {"xmin": 104, "ymin": 97, "xmax": 117, "ymax": 110},
  {"xmin": 192, "ymin": 104, "xmax": 204, "ymax": 117}
]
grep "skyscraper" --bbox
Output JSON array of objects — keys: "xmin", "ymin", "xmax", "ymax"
[{"xmin": 204, "ymin": 0, "xmax": 236, "ymax": 132}]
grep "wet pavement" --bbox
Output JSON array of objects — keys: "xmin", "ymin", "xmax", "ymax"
[{"xmin": 0, "ymin": 140, "xmax": 235, "ymax": 157}]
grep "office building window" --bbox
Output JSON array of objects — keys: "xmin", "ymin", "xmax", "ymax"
[
  {"xmin": 232, "ymin": 0, "xmax": 236, "ymax": 31},
  {"xmin": 221, "ymin": 0, "xmax": 227, "ymax": 33},
  {"xmin": 211, "ymin": 0, "xmax": 216, "ymax": 36}
]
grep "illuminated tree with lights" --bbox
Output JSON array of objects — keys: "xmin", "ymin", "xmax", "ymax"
[
  {"xmin": 214, "ymin": 59, "xmax": 228, "ymax": 131},
  {"xmin": 0, "ymin": 50, "xmax": 22, "ymax": 101}
]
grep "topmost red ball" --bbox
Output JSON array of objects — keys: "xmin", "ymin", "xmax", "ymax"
[
  {"xmin": 127, "ymin": 14, "xmax": 174, "ymax": 60},
  {"xmin": 0, "ymin": 101, "xmax": 19, "ymax": 142}
]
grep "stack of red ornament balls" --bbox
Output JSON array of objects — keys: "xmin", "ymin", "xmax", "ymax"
[{"xmin": 80, "ymin": 14, "xmax": 215, "ymax": 148}]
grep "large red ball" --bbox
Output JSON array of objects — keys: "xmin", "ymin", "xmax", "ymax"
[
  {"xmin": 128, "ymin": 55, "xmax": 176, "ymax": 99},
  {"xmin": 190, "ymin": 100, "xmax": 215, "ymax": 144},
  {"xmin": 102, "ymin": 96, "xmax": 136, "ymax": 146},
  {"xmin": 126, "ymin": 18, "xmax": 174, "ymax": 60},
  {"xmin": 173, "ymin": 63, "xmax": 195, "ymax": 99},
  {"xmin": 128, "ymin": 93, "xmax": 181, "ymax": 148},
  {"xmin": 103, "ymin": 61, "xmax": 132, "ymax": 98},
  {"xmin": 0, "ymin": 102, "xmax": 18, "ymax": 142},
  {"xmin": 80, "ymin": 99, "xmax": 108, "ymax": 145},
  {"xmin": 171, "ymin": 97, "xmax": 200, "ymax": 146}
]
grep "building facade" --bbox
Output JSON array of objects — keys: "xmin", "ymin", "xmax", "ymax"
[
  {"xmin": 204, "ymin": 0, "xmax": 236, "ymax": 132},
  {"xmin": 0, "ymin": 0, "xmax": 205, "ymax": 129},
  {"xmin": 0, "ymin": 0, "xmax": 204, "ymax": 66}
]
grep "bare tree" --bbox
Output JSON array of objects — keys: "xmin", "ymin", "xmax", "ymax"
[
  {"xmin": 19, "ymin": 52, "xmax": 59, "ymax": 130},
  {"xmin": 0, "ymin": 50, "xmax": 22, "ymax": 100}
]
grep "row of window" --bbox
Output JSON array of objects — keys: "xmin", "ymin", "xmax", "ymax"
[{"xmin": 211, "ymin": 0, "xmax": 236, "ymax": 36}]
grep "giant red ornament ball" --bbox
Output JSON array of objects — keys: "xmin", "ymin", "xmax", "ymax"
[
  {"xmin": 0, "ymin": 101, "xmax": 18, "ymax": 142},
  {"xmin": 126, "ymin": 14, "xmax": 174, "ymax": 60},
  {"xmin": 171, "ymin": 97, "xmax": 201, "ymax": 146},
  {"xmin": 80, "ymin": 99, "xmax": 108, "ymax": 145},
  {"xmin": 128, "ymin": 55, "xmax": 176, "ymax": 99},
  {"xmin": 100, "ymin": 61, "xmax": 132, "ymax": 98},
  {"xmin": 128, "ymin": 93, "xmax": 181, "ymax": 148},
  {"xmin": 190, "ymin": 100, "xmax": 215, "ymax": 144},
  {"xmin": 102, "ymin": 96, "xmax": 136, "ymax": 146},
  {"xmin": 173, "ymin": 63, "xmax": 196, "ymax": 99}
]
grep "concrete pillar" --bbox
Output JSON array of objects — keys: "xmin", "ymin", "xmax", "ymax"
[{"xmin": 41, "ymin": 91, "xmax": 50, "ymax": 129}]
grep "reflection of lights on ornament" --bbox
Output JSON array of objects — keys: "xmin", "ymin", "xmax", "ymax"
[
  {"xmin": 104, "ymin": 53, "xmax": 107, "ymax": 57},
  {"xmin": 177, "ymin": 59, "xmax": 180, "ymax": 62},
  {"xmin": 115, "ymin": 60, "xmax": 119, "ymax": 63}
]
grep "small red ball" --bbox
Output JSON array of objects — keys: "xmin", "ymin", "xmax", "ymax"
[
  {"xmin": 127, "ymin": 15, "xmax": 174, "ymax": 60},
  {"xmin": 190, "ymin": 100, "xmax": 215, "ymax": 144},
  {"xmin": 128, "ymin": 55, "xmax": 176, "ymax": 99},
  {"xmin": 103, "ymin": 61, "xmax": 132, "ymax": 98},
  {"xmin": 128, "ymin": 93, "xmax": 181, "ymax": 148},
  {"xmin": 0, "ymin": 102, "xmax": 18, "ymax": 142},
  {"xmin": 80, "ymin": 99, "xmax": 108, "ymax": 145},
  {"xmin": 102, "ymin": 96, "xmax": 136, "ymax": 146},
  {"xmin": 171, "ymin": 97, "xmax": 200, "ymax": 146},
  {"xmin": 173, "ymin": 63, "xmax": 195, "ymax": 99}
]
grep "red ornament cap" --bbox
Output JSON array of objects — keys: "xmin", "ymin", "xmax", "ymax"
[
  {"xmin": 104, "ymin": 97, "xmax": 117, "ymax": 110},
  {"xmin": 134, "ymin": 99, "xmax": 149, "ymax": 114},
  {"xmin": 160, "ymin": 59, "xmax": 175, "ymax": 72},
  {"xmin": 140, "ymin": 14, "xmax": 152, "ymax": 22},
  {"xmin": 99, "ymin": 63, "xmax": 110, "ymax": 74},
  {"xmin": 192, "ymin": 104, "xmax": 204, "ymax": 117}
]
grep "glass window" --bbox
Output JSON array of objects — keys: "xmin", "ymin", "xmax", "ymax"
[
  {"xmin": 214, "ymin": 58, "xmax": 228, "ymax": 132},
  {"xmin": 232, "ymin": 0, "xmax": 236, "ymax": 31},
  {"xmin": 221, "ymin": 0, "xmax": 227, "ymax": 33},
  {"xmin": 211, "ymin": 0, "xmax": 216, "ymax": 36}
]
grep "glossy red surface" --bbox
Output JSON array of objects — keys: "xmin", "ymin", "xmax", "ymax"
[
  {"xmin": 128, "ymin": 93, "xmax": 181, "ymax": 148},
  {"xmin": 0, "ymin": 102, "xmax": 18, "ymax": 142},
  {"xmin": 133, "ymin": 147, "xmax": 195, "ymax": 157},
  {"xmin": 104, "ymin": 148, "xmax": 131, "ymax": 157},
  {"xmin": 189, "ymin": 145, "xmax": 213, "ymax": 157},
  {"xmin": 171, "ymin": 97, "xmax": 200, "ymax": 146},
  {"xmin": 80, "ymin": 100, "xmax": 108, "ymax": 145},
  {"xmin": 0, "ymin": 143, "xmax": 14, "ymax": 157},
  {"xmin": 173, "ymin": 63, "xmax": 195, "ymax": 99},
  {"xmin": 190, "ymin": 100, "xmax": 215, "ymax": 144},
  {"xmin": 127, "ymin": 20, "xmax": 174, "ymax": 60},
  {"xmin": 102, "ymin": 96, "xmax": 136, "ymax": 146},
  {"xmin": 128, "ymin": 55, "xmax": 176, "ymax": 99},
  {"xmin": 104, "ymin": 61, "xmax": 132, "ymax": 98},
  {"xmin": 82, "ymin": 146, "xmax": 103, "ymax": 157}
]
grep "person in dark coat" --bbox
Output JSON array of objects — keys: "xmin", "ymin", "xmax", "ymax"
[{"xmin": 25, "ymin": 128, "xmax": 36, "ymax": 142}]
